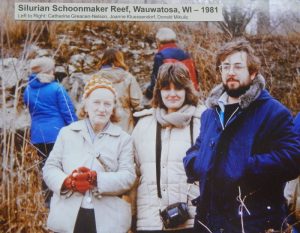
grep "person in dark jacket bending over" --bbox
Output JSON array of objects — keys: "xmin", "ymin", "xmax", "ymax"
[
  {"xmin": 144, "ymin": 27, "xmax": 198, "ymax": 99},
  {"xmin": 183, "ymin": 40, "xmax": 300, "ymax": 233}
]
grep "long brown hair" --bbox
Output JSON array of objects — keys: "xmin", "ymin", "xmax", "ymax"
[
  {"xmin": 98, "ymin": 48, "xmax": 128, "ymax": 71},
  {"xmin": 152, "ymin": 63, "xmax": 199, "ymax": 109}
]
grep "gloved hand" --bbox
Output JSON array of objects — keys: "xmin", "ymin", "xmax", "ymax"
[
  {"xmin": 63, "ymin": 167, "xmax": 97, "ymax": 194},
  {"xmin": 76, "ymin": 167, "xmax": 97, "ymax": 186},
  {"xmin": 72, "ymin": 180, "xmax": 94, "ymax": 194},
  {"xmin": 63, "ymin": 174, "xmax": 74, "ymax": 191}
]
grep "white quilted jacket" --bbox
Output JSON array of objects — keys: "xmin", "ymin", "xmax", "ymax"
[{"xmin": 132, "ymin": 106, "xmax": 204, "ymax": 231}]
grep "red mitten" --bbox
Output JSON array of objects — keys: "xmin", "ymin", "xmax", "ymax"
[
  {"xmin": 63, "ymin": 167, "xmax": 97, "ymax": 194},
  {"xmin": 63, "ymin": 168, "xmax": 88, "ymax": 192},
  {"xmin": 63, "ymin": 174, "xmax": 74, "ymax": 191},
  {"xmin": 77, "ymin": 167, "xmax": 90, "ymax": 173},
  {"xmin": 73, "ymin": 180, "xmax": 93, "ymax": 194},
  {"xmin": 74, "ymin": 167, "xmax": 97, "ymax": 186},
  {"xmin": 73, "ymin": 171, "xmax": 90, "ymax": 181}
]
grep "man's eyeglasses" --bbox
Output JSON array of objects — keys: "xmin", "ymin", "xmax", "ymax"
[{"xmin": 218, "ymin": 64, "xmax": 247, "ymax": 74}]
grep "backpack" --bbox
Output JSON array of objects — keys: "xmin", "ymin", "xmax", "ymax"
[{"xmin": 163, "ymin": 58, "xmax": 199, "ymax": 91}]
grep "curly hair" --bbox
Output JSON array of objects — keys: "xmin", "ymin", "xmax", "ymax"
[{"xmin": 152, "ymin": 63, "xmax": 199, "ymax": 109}]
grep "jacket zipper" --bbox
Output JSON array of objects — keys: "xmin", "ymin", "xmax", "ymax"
[
  {"xmin": 224, "ymin": 106, "xmax": 240, "ymax": 128},
  {"xmin": 216, "ymin": 106, "xmax": 240, "ymax": 130}
]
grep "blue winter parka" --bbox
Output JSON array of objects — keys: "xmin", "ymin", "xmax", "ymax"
[
  {"xmin": 183, "ymin": 75, "xmax": 300, "ymax": 232},
  {"xmin": 24, "ymin": 73, "xmax": 78, "ymax": 144}
]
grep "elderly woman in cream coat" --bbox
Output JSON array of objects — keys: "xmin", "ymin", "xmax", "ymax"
[
  {"xmin": 132, "ymin": 63, "xmax": 205, "ymax": 233},
  {"xmin": 43, "ymin": 75, "xmax": 136, "ymax": 233}
]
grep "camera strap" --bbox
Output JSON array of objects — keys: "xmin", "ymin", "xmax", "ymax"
[
  {"xmin": 155, "ymin": 118, "xmax": 194, "ymax": 200},
  {"xmin": 156, "ymin": 122, "xmax": 162, "ymax": 198}
]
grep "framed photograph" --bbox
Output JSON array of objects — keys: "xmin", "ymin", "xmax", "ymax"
[{"xmin": 1, "ymin": 0, "xmax": 299, "ymax": 232}]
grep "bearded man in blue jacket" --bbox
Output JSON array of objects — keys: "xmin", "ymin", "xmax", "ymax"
[{"xmin": 183, "ymin": 40, "xmax": 300, "ymax": 233}]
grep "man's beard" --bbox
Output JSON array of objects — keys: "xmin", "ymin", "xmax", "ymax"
[{"xmin": 223, "ymin": 83, "xmax": 251, "ymax": 98}]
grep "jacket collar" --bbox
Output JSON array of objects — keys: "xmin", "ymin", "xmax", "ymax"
[
  {"xmin": 69, "ymin": 120, "xmax": 122, "ymax": 137},
  {"xmin": 206, "ymin": 74, "xmax": 266, "ymax": 109}
]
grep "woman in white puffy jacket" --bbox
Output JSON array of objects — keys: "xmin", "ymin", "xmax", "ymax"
[{"xmin": 132, "ymin": 63, "xmax": 205, "ymax": 233}]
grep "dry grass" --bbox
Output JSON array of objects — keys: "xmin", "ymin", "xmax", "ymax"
[
  {"xmin": 1, "ymin": 1, "xmax": 300, "ymax": 232},
  {"xmin": 1, "ymin": 97, "xmax": 49, "ymax": 232},
  {"xmin": 1, "ymin": 2, "xmax": 50, "ymax": 231}
]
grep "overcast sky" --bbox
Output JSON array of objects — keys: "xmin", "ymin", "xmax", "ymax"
[{"xmin": 269, "ymin": 0, "xmax": 300, "ymax": 13}]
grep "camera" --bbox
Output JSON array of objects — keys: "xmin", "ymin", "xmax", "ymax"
[{"xmin": 159, "ymin": 202, "xmax": 189, "ymax": 229}]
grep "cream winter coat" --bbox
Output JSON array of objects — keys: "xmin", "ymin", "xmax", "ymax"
[
  {"xmin": 97, "ymin": 67, "xmax": 143, "ymax": 133},
  {"xmin": 43, "ymin": 120, "xmax": 136, "ymax": 233},
  {"xmin": 132, "ymin": 106, "xmax": 205, "ymax": 231}
]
